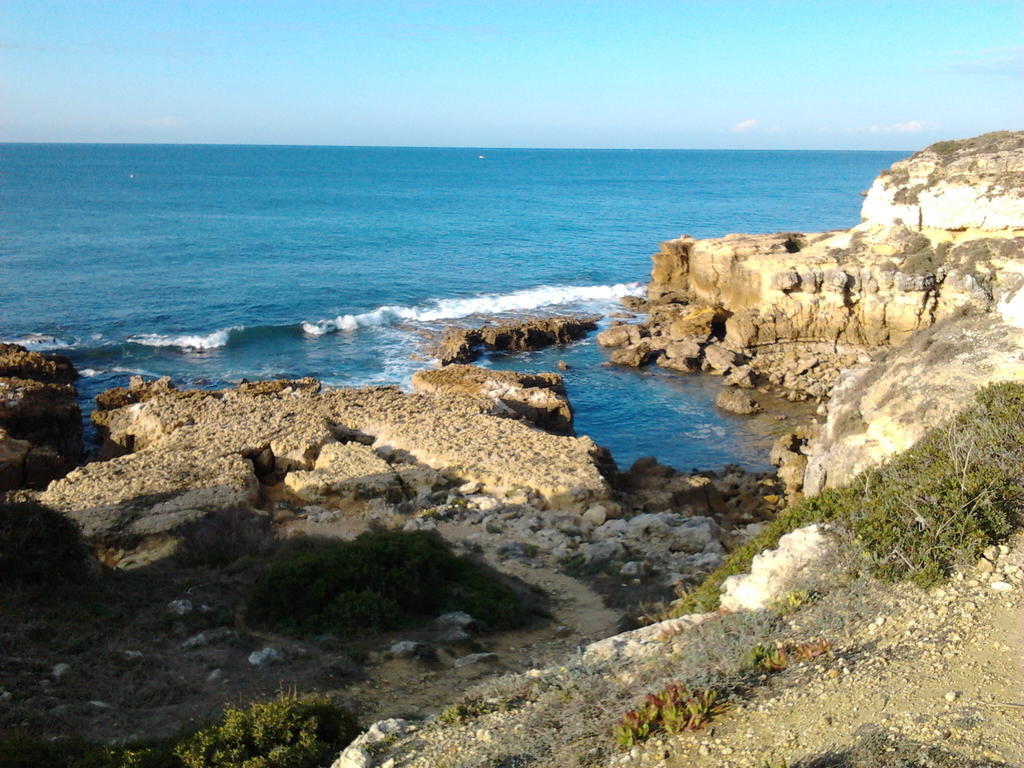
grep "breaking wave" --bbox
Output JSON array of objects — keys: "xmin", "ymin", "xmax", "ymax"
[
  {"xmin": 300, "ymin": 282, "xmax": 645, "ymax": 336},
  {"xmin": 128, "ymin": 327, "xmax": 238, "ymax": 350}
]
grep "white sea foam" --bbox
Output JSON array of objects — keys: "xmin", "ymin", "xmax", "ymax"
[
  {"xmin": 301, "ymin": 282, "xmax": 645, "ymax": 336},
  {"xmin": 2, "ymin": 334, "xmax": 73, "ymax": 351},
  {"xmin": 128, "ymin": 327, "xmax": 237, "ymax": 350}
]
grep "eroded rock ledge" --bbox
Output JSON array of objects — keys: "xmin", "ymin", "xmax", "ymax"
[
  {"xmin": 40, "ymin": 377, "xmax": 613, "ymax": 558},
  {"xmin": 0, "ymin": 343, "xmax": 82, "ymax": 490}
]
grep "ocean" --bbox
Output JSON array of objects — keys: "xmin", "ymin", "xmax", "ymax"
[{"xmin": 0, "ymin": 144, "xmax": 906, "ymax": 471}]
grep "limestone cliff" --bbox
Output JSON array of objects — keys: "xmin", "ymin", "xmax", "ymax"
[
  {"xmin": 630, "ymin": 131, "xmax": 1024, "ymax": 492},
  {"xmin": 861, "ymin": 131, "xmax": 1024, "ymax": 230}
]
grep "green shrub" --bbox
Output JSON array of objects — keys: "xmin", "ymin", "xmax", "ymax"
[
  {"xmin": 0, "ymin": 731, "xmax": 177, "ymax": 768},
  {"xmin": 670, "ymin": 382, "xmax": 1024, "ymax": 615},
  {"xmin": 851, "ymin": 382, "xmax": 1022, "ymax": 585},
  {"xmin": 174, "ymin": 693, "xmax": 359, "ymax": 768},
  {"xmin": 246, "ymin": 530, "xmax": 532, "ymax": 636},
  {"xmin": 0, "ymin": 502, "xmax": 95, "ymax": 584}
]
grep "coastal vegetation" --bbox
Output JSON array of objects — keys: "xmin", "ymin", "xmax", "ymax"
[
  {"xmin": 246, "ymin": 530, "xmax": 535, "ymax": 636},
  {"xmin": 0, "ymin": 693, "xmax": 358, "ymax": 768},
  {"xmin": 670, "ymin": 382, "xmax": 1024, "ymax": 615}
]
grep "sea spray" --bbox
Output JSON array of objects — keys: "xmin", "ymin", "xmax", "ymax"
[{"xmin": 301, "ymin": 282, "xmax": 645, "ymax": 336}]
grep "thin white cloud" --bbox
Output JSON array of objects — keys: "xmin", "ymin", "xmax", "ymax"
[
  {"xmin": 862, "ymin": 120, "xmax": 938, "ymax": 134},
  {"xmin": 938, "ymin": 46, "xmax": 1024, "ymax": 78},
  {"xmin": 733, "ymin": 118, "xmax": 758, "ymax": 132}
]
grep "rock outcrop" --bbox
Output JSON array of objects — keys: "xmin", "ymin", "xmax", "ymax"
[
  {"xmin": 598, "ymin": 132, "xmax": 1024, "ymax": 491},
  {"xmin": 0, "ymin": 343, "xmax": 82, "ymax": 490},
  {"xmin": 434, "ymin": 316, "xmax": 598, "ymax": 365},
  {"xmin": 803, "ymin": 313, "xmax": 1024, "ymax": 494},
  {"xmin": 412, "ymin": 365, "xmax": 575, "ymax": 434},
  {"xmin": 41, "ymin": 379, "xmax": 612, "ymax": 560},
  {"xmin": 861, "ymin": 131, "xmax": 1024, "ymax": 230}
]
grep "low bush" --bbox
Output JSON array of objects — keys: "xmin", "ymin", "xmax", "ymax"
[
  {"xmin": 246, "ymin": 530, "xmax": 533, "ymax": 636},
  {"xmin": 671, "ymin": 382, "xmax": 1024, "ymax": 615},
  {"xmin": 175, "ymin": 693, "xmax": 359, "ymax": 768},
  {"xmin": 0, "ymin": 501, "xmax": 95, "ymax": 584},
  {"xmin": 0, "ymin": 694, "xmax": 356, "ymax": 768},
  {"xmin": 0, "ymin": 731, "xmax": 177, "ymax": 768},
  {"xmin": 173, "ymin": 508, "xmax": 276, "ymax": 568}
]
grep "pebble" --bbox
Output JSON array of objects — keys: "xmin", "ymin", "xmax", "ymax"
[
  {"xmin": 248, "ymin": 647, "xmax": 285, "ymax": 666},
  {"xmin": 990, "ymin": 581, "xmax": 1012, "ymax": 592},
  {"xmin": 166, "ymin": 599, "xmax": 193, "ymax": 615},
  {"xmin": 453, "ymin": 652, "xmax": 498, "ymax": 668},
  {"xmin": 944, "ymin": 691, "xmax": 958, "ymax": 702},
  {"xmin": 51, "ymin": 662, "xmax": 71, "ymax": 680}
]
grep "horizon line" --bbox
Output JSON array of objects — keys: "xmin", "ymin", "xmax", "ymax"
[{"xmin": 0, "ymin": 140, "xmax": 913, "ymax": 153}]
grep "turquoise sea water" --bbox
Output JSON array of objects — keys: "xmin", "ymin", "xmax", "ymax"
[{"xmin": 0, "ymin": 144, "xmax": 906, "ymax": 470}]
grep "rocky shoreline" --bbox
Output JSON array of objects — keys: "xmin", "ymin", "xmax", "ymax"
[{"xmin": 2, "ymin": 131, "xmax": 1023, "ymax": 768}]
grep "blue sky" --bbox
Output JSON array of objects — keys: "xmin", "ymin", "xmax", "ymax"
[{"xmin": 1, "ymin": 0, "xmax": 1021, "ymax": 148}]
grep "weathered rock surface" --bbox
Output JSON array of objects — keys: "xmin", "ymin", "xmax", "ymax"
[
  {"xmin": 411, "ymin": 365, "xmax": 574, "ymax": 434},
  {"xmin": 0, "ymin": 343, "xmax": 82, "ymax": 490},
  {"xmin": 600, "ymin": 132, "xmax": 1024, "ymax": 413},
  {"xmin": 862, "ymin": 131, "xmax": 1024, "ymax": 230},
  {"xmin": 803, "ymin": 314, "xmax": 1024, "ymax": 493},
  {"xmin": 41, "ymin": 380, "xmax": 612, "ymax": 554},
  {"xmin": 434, "ymin": 316, "xmax": 598, "ymax": 365},
  {"xmin": 714, "ymin": 388, "xmax": 761, "ymax": 415}
]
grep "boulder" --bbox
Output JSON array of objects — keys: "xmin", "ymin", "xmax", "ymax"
[
  {"xmin": 283, "ymin": 442, "xmax": 401, "ymax": 503},
  {"xmin": 667, "ymin": 307, "xmax": 720, "ymax": 341},
  {"xmin": 609, "ymin": 341, "xmax": 660, "ymax": 367},
  {"xmin": 702, "ymin": 343, "xmax": 742, "ymax": 374},
  {"xmin": 596, "ymin": 323, "xmax": 639, "ymax": 348},
  {"xmin": 714, "ymin": 388, "xmax": 761, "ymax": 415}
]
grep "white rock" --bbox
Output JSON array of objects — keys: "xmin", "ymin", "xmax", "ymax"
[
  {"xmin": 331, "ymin": 745, "xmax": 372, "ymax": 768},
  {"xmin": 620, "ymin": 560, "xmax": 647, "ymax": 577},
  {"xmin": 720, "ymin": 524, "xmax": 834, "ymax": 612},
  {"xmin": 362, "ymin": 718, "xmax": 414, "ymax": 744},
  {"xmin": 990, "ymin": 581, "xmax": 1013, "ymax": 592},
  {"xmin": 51, "ymin": 663, "xmax": 71, "ymax": 680}
]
